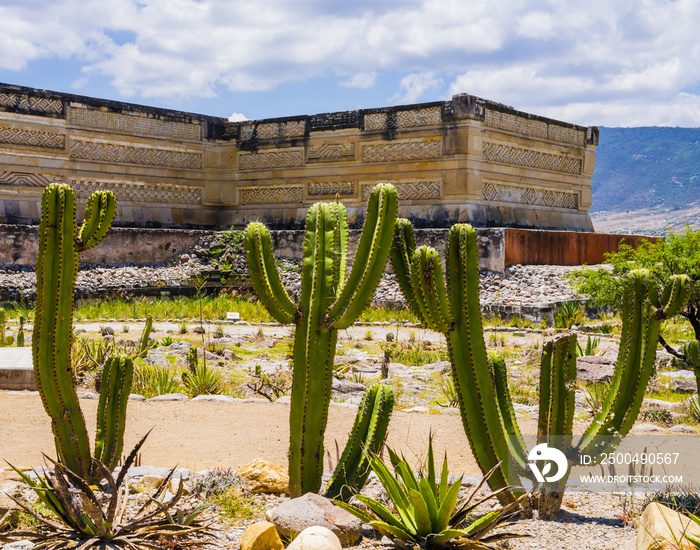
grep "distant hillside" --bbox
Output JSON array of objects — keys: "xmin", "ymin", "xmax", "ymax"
[
  {"xmin": 590, "ymin": 126, "xmax": 700, "ymax": 235},
  {"xmin": 592, "ymin": 126, "xmax": 700, "ymax": 212}
]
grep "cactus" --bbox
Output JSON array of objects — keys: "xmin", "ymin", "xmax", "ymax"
[
  {"xmin": 0, "ymin": 309, "xmax": 14, "ymax": 347},
  {"xmin": 684, "ymin": 339, "xmax": 700, "ymax": 394},
  {"xmin": 325, "ymin": 384, "xmax": 394, "ymax": 501},
  {"xmin": 33, "ymin": 183, "xmax": 118, "ymax": 480},
  {"xmin": 93, "ymin": 354, "xmax": 134, "ymax": 470},
  {"xmin": 245, "ymin": 183, "xmax": 398, "ymax": 496},
  {"xmin": 186, "ymin": 347, "xmax": 198, "ymax": 373},
  {"xmin": 16, "ymin": 315, "xmax": 24, "ymax": 347},
  {"xmin": 136, "ymin": 314, "xmax": 153, "ymax": 359},
  {"xmin": 391, "ymin": 219, "xmax": 691, "ymax": 517}
]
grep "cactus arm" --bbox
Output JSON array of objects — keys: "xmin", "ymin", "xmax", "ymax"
[
  {"xmin": 33, "ymin": 184, "xmax": 92, "ymax": 479},
  {"xmin": 489, "ymin": 353, "xmax": 528, "ymax": 472},
  {"xmin": 390, "ymin": 218, "xmax": 422, "ymax": 319},
  {"xmin": 328, "ymin": 183, "xmax": 398, "ymax": 329},
  {"xmin": 325, "ymin": 384, "xmax": 395, "ymax": 501},
  {"xmin": 410, "ymin": 247, "xmax": 450, "ymax": 333},
  {"xmin": 76, "ymin": 190, "xmax": 116, "ymax": 252},
  {"xmin": 94, "ymin": 355, "xmax": 133, "ymax": 470},
  {"xmin": 244, "ymin": 222, "xmax": 298, "ymax": 324},
  {"xmin": 444, "ymin": 224, "xmax": 515, "ymax": 501},
  {"xmin": 545, "ymin": 334, "xmax": 577, "ymax": 442}
]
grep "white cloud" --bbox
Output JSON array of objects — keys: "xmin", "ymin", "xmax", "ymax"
[
  {"xmin": 393, "ymin": 72, "xmax": 443, "ymax": 104},
  {"xmin": 1, "ymin": 0, "xmax": 700, "ymax": 125},
  {"xmin": 227, "ymin": 112, "xmax": 248, "ymax": 122},
  {"xmin": 340, "ymin": 72, "xmax": 377, "ymax": 89}
]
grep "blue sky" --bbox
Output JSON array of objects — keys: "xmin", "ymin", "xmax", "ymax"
[{"xmin": 1, "ymin": 0, "xmax": 699, "ymax": 127}]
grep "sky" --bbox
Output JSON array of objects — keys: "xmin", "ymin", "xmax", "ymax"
[{"xmin": 1, "ymin": 0, "xmax": 699, "ymax": 127}]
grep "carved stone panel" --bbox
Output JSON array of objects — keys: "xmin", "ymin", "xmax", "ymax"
[
  {"xmin": 0, "ymin": 93, "xmax": 63, "ymax": 114},
  {"xmin": 362, "ymin": 139, "xmax": 442, "ymax": 163},
  {"xmin": 239, "ymin": 150, "xmax": 304, "ymax": 170},
  {"xmin": 308, "ymin": 181, "xmax": 354, "ymax": 196},
  {"xmin": 364, "ymin": 106, "xmax": 441, "ymax": 131},
  {"xmin": 307, "ymin": 143, "xmax": 355, "ymax": 162},
  {"xmin": 361, "ymin": 180, "xmax": 441, "ymax": 201},
  {"xmin": 69, "ymin": 107, "xmax": 202, "ymax": 140},
  {"xmin": 482, "ymin": 181, "xmax": 578, "ymax": 209},
  {"xmin": 70, "ymin": 178, "xmax": 203, "ymax": 205},
  {"xmin": 0, "ymin": 171, "xmax": 59, "ymax": 187},
  {"xmin": 69, "ymin": 140, "xmax": 202, "ymax": 169},
  {"xmin": 482, "ymin": 142, "xmax": 582, "ymax": 175},
  {"xmin": 484, "ymin": 109, "xmax": 585, "ymax": 146},
  {"xmin": 240, "ymin": 120, "xmax": 306, "ymax": 141},
  {"xmin": 0, "ymin": 126, "xmax": 65, "ymax": 149},
  {"xmin": 240, "ymin": 185, "xmax": 303, "ymax": 205}
]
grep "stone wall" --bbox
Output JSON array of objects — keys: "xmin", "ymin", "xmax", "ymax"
[{"xmin": 0, "ymin": 83, "xmax": 597, "ymax": 231}]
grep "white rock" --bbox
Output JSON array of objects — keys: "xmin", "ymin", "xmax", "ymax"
[{"xmin": 287, "ymin": 526, "xmax": 342, "ymax": 550}]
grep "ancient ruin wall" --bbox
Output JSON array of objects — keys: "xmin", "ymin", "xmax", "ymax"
[{"xmin": 0, "ymin": 83, "xmax": 597, "ymax": 231}]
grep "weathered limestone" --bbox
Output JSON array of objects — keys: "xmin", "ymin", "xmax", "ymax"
[
  {"xmin": 240, "ymin": 521, "xmax": 285, "ymax": 550},
  {"xmin": 235, "ymin": 458, "xmax": 289, "ymax": 494},
  {"xmin": 637, "ymin": 503, "xmax": 700, "ymax": 550},
  {"xmin": 0, "ymin": 83, "xmax": 596, "ymax": 231}
]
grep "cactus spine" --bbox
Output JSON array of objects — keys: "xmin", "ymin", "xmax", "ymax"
[
  {"xmin": 33, "ymin": 183, "xmax": 118, "ymax": 480},
  {"xmin": 246, "ymin": 183, "xmax": 398, "ymax": 496},
  {"xmin": 391, "ymin": 220, "xmax": 691, "ymax": 517},
  {"xmin": 325, "ymin": 384, "xmax": 394, "ymax": 501}
]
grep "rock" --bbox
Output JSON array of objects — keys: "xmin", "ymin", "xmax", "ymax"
[
  {"xmin": 269, "ymin": 493, "xmax": 362, "ymax": 546},
  {"xmin": 659, "ymin": 369, "xmax": 696, "ymax": 379},
  {"xmin": 576, "ymin": 355, "xmax": 615, "ymax": 383},
  {"xmin": 671, "ymin": 378, "xmax": 697, "ymax": 394},
  {"xmin": 403, "ymin": 406, "xmax": 430, "ymax": 413},
  {"xmin": 144, "ymin": 354, "xmax": 171, "ymax": 368},
  {"xmin": 147, "ymin": 393, "xmax": 189, "ymax": 401},
  {"xmin": 631, "ymin": 423, "xmax": 666, "ymax": 432},
  {"xmin": 0, "ymin": 480, "xmax": 22, "ymax": 519},
  {"xmin": 637, "ymin": 502, "xmax": 700, "ymax": 550},
  {"xmin": 418, "ymin": 360, "xmax": 451, "ymax": 371},
  {"xmin": 275, "ymin": 395, "xmax": 291, "ymax": 404},
  {"xmin": 643, "ymin": 398, "xmax": 675, "ymax": 410},
  {"xmin": 191, "ymin": 394, "xmax": 235, "ymax": 402},
  {"xmin": 239, "ymin": 521, "xmax": 284, "ymax": 550},
  {"xmin": 287, "ymin": 526, "xmax": 342, "ymax": 550},
  {"xmin": 79, "ymin": 392, "xmax": 99, "ymax": 400},
  {"xmin": 100, "ymin": 326, "xmax": 114, "ymax": 336},
  {"xmin": 1, "ymin": 542, "xmax": 35, "ymax": 550},
  {"xmin": 235, "ymin": 459, "xmax": 289, "ymax": 494},
  {"xmin": 670, "ymin": 424, "xmax": 696, "ymax": 433},
  {"xmin": 128, "ymin": 393, "xmax": 147, "ymax": 401},
  {"xmin": 332, "ymin": 379, "xmax": 366, "ymax": 394}
]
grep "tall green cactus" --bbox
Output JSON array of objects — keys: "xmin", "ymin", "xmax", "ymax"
[
  {"xmin": 33, "ymin": 183, "xmax": 119, "ymax": 480},
  {"xmin": 391, "ymin": 219, "xmax": 691, "ymax": 517},
  {"xmin": 245, "ymin": 183, "xmax": 398, "ymax": 496},
  {"xmin": 0, "ymin": 309, "xmax": 14, "ymax": 347},
  {"xmin": 325, "ymin": 384, "xmax": 394, "ymax": 501},
  {"xmin": 16, "ymin": 315, "xmax": 25, "ymax": 347},
  {"xmin": 683, "ymin": 340, "xmax": 700, "ymax": 394},
  {"xmin": 136, "ymin": 314, "xmax": 153, "ymax": 359}
]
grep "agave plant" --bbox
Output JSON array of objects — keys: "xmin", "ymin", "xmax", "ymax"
[
  {"xmin": 0, "ymin": 433, "xmax": 209, "ymax": 549},
  {"xmin": 335, "ymin": 438, "xmax": 523, "ymax": 549}
]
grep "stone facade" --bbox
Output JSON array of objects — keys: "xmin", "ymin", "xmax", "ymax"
[{"xmin": 0, "ymin": 83, "xmax": 597, "ymax": 230}]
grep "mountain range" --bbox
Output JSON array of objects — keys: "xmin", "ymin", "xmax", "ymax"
[{"xmin": 589, "ymin": 126, "xmax": 700, "ymax": 235}]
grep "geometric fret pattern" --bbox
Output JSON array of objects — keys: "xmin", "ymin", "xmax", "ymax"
[
  {"xmin": 482, "ymin": 181, "xmax": 578, "ymax": 210},
  {"xmin": 361, "ymin": 180, "xmax": 441, "ymax": 201},
  {"xmin": 70, "ymin": 179, "xmax": 203, "ymax": 205},
  {"xmin": 239, "ymin": 120, "xmax": 306, "ymax": 141},
  {"xmin": 482, "ymin": 142, "xmax": 582, "ymax": 175},
  {"xmin": 307, "ymin": 143, "xmax": 355, "ymax": 162},
  {"xmin": 69, "ymin": 140, "xmax": 202, "ymax": 169},
  {"xmin": 0, "ymin": 127, "xmax": 65, "ymax": 149},
  {"xmin": 0, "ymin": 93, "xmax": 63, "ymax": 114},
  {"xmin": 308, "ymin": 181, "xmax": 355, "ymax": 196},
  {"xmin": 364, "ymin": 106, "xmax": 441, "ymax": 131},
  {"xmin": 362, "ymin": 139, "xmax": 442, "ymax": 163},
  {"xmin": 484, "ymin": 109, "xmax": 585, "ymax": 146},
  {"xmin": 0, "ymin": 171, "xmax": 57, "ymax": 187},
  {"xmin": 240, "ymin": 185, "xmax": 303, "ymax": 205},
  {"xmin": 239, "ymin": 150, "xmax": 304, "ymax": 170},
  {"xmin": 69, "ymin": 107, "xmax": 202, "ymax": 140}
]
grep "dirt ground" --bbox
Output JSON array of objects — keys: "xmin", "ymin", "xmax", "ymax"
[{"xmin": 0, "ymin": 390, "xmax": 539, "ymax": 474}]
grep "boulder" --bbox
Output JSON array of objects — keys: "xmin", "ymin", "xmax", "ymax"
[
  {"xmin": 240, "ymin": 521, "xmax": 284, "ymax": 550},
  {"xmin": 331, "ymin": 379, "xmax": 366, "ymax": 394},
  {"xmin": 144, "ymin": 354, "xmax": 170, "ymax": 368},
  {"xmin": 631, "ymin": 423, "xmax": 666, "ymax": 432},
  {"xmin": 269, "ymin": 493, "xmax": 362, "ymax": 547},
  {"xmin": 147, "ymin": 393, "xmax": 189, "ymax": 401},
  {"xmin": 235, "ymin": 459, "xmax": 289, "ymax": 494},
  {"xmin": 637, "ymin": 502, "xmax": 700, "ymax": 550},
  {"xmin": 670, "ymin": 379, "xmax": 697, "ymax": 394},
  {"xmin": 576, "ymin": 355, "xmax": 615, "ymax": 383},
  {"xmin": 287, "ymin": 526, "xmax": 342, "ymax": 550}
]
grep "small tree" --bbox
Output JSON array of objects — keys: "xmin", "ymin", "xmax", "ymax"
[{"xmin": 570, "ymin": 226, "xmax": 700, "ymax": 391}]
